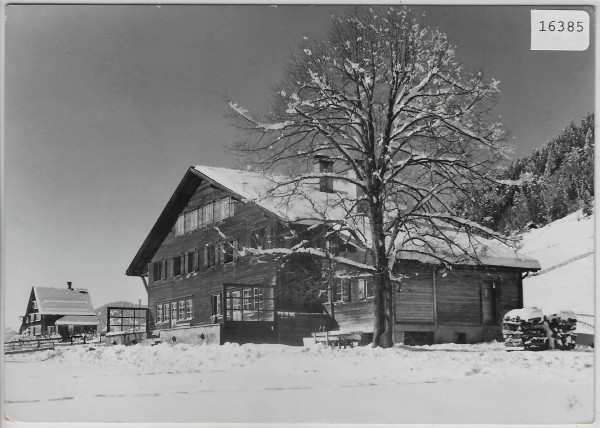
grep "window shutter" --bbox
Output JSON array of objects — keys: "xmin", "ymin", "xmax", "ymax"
[
  {"xmin": 265, "ymin": 226, "xmax": 272, "ymax": 249},
  {"xmin": 233, "ymin": 239, "xmax": 239, "ymax": 261},
  {"xmin": 203, "ymin": 247, "xmax": 208, "ymax": 268},
  {"xmin": 161, "ymin": 259, "xmax": 167, "ymax": 280},
  {"xmin": 148, "ymin": 263, "xmax": 153, "ymax": 283}
]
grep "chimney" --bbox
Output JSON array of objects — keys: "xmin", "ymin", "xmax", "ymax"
[
  {"xmin": 67, "ymin": 281, "xmax": 72, "ymax": 290},
  {"xmin": 313, "ymin": 155, "xmax": 334, "ymax": 193}
]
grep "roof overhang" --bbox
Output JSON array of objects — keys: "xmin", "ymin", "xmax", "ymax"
[
  {"xmin": 126, "ymin": 167, "xmax": 203, "ymax": 276},
  {"xmin": 55, "ymin": 315, "xmax": 99, "ymax": 326}
]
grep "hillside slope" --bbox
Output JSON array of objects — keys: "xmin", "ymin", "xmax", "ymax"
[{"xmin": 521, "ymin": 210, "xmax": 594, "ymax": 317}]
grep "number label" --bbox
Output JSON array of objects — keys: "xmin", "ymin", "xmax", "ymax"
[{"xmin": 531, "ymin": 10, "xmax": 589, "ymax": 51}]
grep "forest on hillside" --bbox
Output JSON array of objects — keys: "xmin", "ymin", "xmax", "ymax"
[{"xmin": 455, "ymin": 113, "xmax": 594, "ymax": 234}]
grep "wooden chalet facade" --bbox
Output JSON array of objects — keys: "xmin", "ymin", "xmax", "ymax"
[
  {"xmin": 19, "ymin": 283, "xmax": 99, "ymax": 339},
  {"xmin": 127, "ymin": 165, "xmax": 540, "ymax": 346}
]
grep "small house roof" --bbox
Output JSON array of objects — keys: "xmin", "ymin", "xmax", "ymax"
[
  {"xmin": 33, "ymin": 287, "xmax": 96, "ymax": 316},
  {"xmin": 54, "ymin": 315, "xmax": 99, "ymax": 326},
  {"xmin": 395, "ymin": 230, "xmax": 541, "ymax": 271}
]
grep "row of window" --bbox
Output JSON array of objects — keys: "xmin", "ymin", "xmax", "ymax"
[
  {"xmin": 330, "ymin": 278, "xmax": 375, "ymax": 303},
  {"xmin": 25, "ymin": 313, "xmax": 41, "ymax": 323},
  {"xmin": 151, "ymin": 239, "xmax": 240, "ymax": 282},
  {"xmin": 175, "ymin": 197, "xmax": 236, "ymax": 236},
  {"xmin": 211, "ymin": 287, "xmax": 276, "ymax": 322},
  {"xmin": 156, "ymin": 298, "xmax": 194, "ymax": 323},
  {"xmin": 152, "ymin": 226, "xmax": 271, "ymax": 283}
]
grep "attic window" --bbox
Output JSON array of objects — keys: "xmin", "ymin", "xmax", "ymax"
[
  {"xmin": 175, "ymin": 216, "xmax": 185, "ymax": 236},
  {"xmin": 175, "ymin": 197, "xmax": 235, "ymax": 236}
]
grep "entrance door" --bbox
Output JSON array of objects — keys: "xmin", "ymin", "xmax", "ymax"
[{"xmin": 481, "ymin": 282, "xmax": 498, "ymax": 326}]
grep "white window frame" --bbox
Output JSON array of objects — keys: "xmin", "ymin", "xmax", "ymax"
[
  {"xmin": 186, "ymin": 299, "xmax": 193, "ymax": 319},
  {"xmin": 157, "ymin": 305, "xmax": 163, "ymax": 323},
  {"xmin": 178, "ymin": 300, "xmax": 185, "ymax": 319},
  {"xmin": 171, "ymin": 302, "xmax": 177, "ymax": 321}
]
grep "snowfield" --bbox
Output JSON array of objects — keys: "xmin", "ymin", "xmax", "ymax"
[
  {"xmin": 521, "ymin": 211, "xmax": 594, "ymax": 330},
  {"xmin": 4, "ymin": 212, "xmax": 595, "ymax": 426},
  {"xmin": 5, "ymin": 342, "xmax": 593, "ymax": 424}
]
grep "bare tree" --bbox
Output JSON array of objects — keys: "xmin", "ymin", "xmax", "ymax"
[{"xmin": 229, "ymin": 7, "xmax": 510, "ymax": 348}]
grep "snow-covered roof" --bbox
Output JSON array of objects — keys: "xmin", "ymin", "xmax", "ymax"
[
  {"xmin": 33, "ymin": 287, "xmax": 96, "ymax": 316},
  {"xmin": 395, "ymin": 229, "xmax": 541, "ymax": 271},
  {"xmin": 54, "ymin": 314, "xmax": 99, "ymax": 326},
  {"xmin": 127, "ymin": 165, "xmax": 540, "ymax": 276},
  {"xmin": 194, "ymin": 165, "xmax": 348, "ymax": 223}
]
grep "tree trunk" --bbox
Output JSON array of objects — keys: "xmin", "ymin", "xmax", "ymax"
[{"xmin": 370, "ymin": 205, "xmax": 395, "ymax": 348}]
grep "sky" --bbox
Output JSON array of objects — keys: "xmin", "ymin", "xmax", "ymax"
[{"xmin": 3, "ymin": 5, "xmax": 595, "ymax": 330}]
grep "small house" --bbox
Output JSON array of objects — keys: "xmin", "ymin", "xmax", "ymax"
[{"xmin": 19, "ymin": 282, "xmax": 98, "ymax": 339}]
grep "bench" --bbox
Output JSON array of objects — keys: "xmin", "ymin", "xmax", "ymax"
[{"xmin": 312, "ymin": 331, "xmax": 362, "ymax": 348}]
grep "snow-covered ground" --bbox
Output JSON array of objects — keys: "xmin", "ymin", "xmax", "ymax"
[
  {"xmin": 4, "ymin": 342, "xmax": 593, "ymax": 424},
  {"xmin": 521, "ymin": 211, "xmax": 594, "ymax": 318},
  {"xmin": 4, "ymin": 211, "xmax": 595, "ymax": 426}
]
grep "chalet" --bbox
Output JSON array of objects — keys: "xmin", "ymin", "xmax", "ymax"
[
  {"xmin": 126, "ymin": 164, "xmax": 540, "ymax": 346},
  {"xmin": 19, "ymin": 282, "xmax": 99, "ymax": 339}
]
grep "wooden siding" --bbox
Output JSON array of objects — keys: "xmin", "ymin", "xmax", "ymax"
[
  {"xmin": 148, "ymin": 182, "xmax": 280, "ymax": 326},
  {"xmin": 395, "ymin": 264, "xmax": 435, "ymax": 323},
  {"xmin": 334, "ymin": 263, "xmax": 524, "ymax": 332},
  {"xmin": 333, "ymin": 299, "xmax": 375, "ymax": 331}
]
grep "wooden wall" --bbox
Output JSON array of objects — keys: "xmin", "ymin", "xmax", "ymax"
[
  {"xmin": 334, "ymin": 262, "xmax": 524, "ymax": 332},
  {"xmin": 333, "ymin": 300, "xmax": 375, "ymax": 332},
  {"xmin": 395, "ymin": 263, "xmax": 435, "ymax": 323},
  {"xmin": 396, "ymin": 263, "xmax": 523, "ymax": 326},
  {"xmin": 148, "ymin": 181, "xmax": 280, "ymax": 326}
]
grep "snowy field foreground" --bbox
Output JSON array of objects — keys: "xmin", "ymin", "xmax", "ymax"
[{"xmin": 5, "ymin": 342, "xmax": 593, "ymax": 424}]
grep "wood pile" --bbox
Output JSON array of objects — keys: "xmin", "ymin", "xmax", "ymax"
[
  {"xmin": 544, "ymin": 311, "xmax": 577, "ymax": 350},
  {"xmin": 503, "ymin": 308, "xmax": 548, "ymax": 351}
]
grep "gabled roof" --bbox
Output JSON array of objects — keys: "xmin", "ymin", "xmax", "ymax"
[
  {"xmin": 33, "ymin": 287, "xmax": 96, "ymax": 316},
  {"xmin": 126, "ymin": 165, "xmax": 347, "ymax": 276}
]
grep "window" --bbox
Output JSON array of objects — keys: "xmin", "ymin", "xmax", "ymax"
[
  {"xmin": 171, "ymin": 302, "xmax": 177, "ymax": 321},
  {"xmin": 212, "ymin": 293, "xmax": 222, "ymax": 316},
  {"xmin": 173, "ymin": 255, "xmax": 183, "ymax": 277},
  {"xmin": 175, "ymin": 215, "xmax": 185, "ymax": 235},
  {"xmin": 253, "ymin": 287, "xmax": 263, "ymax": 310},
  {"xmin": 223, "ymin": 240, "xmax": 236, "ymax": 264},
  {"xmin": 250, "ymin": 227, "xmax": 266, "ymax": 249},
  {"xmin": 333, "ymin": 279, "xmax": 351, "ymax": 302},
  {"xmin": 157, "ymin": 305, "xmax": 163, "ymax": 323},
  {"xmin": 243, "ymin": 289, "xmax": 252, "ymax": 310},
  {"xmin": 186, "ymin": 299, "xmax": 193, "ymax": 319},
  {"xmin": 185, "ymin": 210, "xmax": 198, "ymax": 232},
  {"xmin": 178, "ymin": 300, "xmax": 186, "ymax": 319},
  {"xmin": 152, "ymin": 261, "xmax": 164, "ymax": 281},
  {"xmin": 48, "ymin": 326, "xmax": 55, "ymax": 335},
  {"xmin": 32, "ymin": 301, "xmax": 37, "ymax": 310},
  {"xmin": 163, "ymin": 303, "xmax": 169, "ymax": 322},
  {"xmin": 206, "ymin": 245, "xmax": 217, "ymax": 268},
  {"xmin": 358, "ymin": 279, "xmax": 375, "ymax": 299},
  {"xmin": 186, "ymin": 250, "xmax": 198, "ymax": 273},
  {"xmin": 202, "ymin": 203, "xmax": 214, "ymax": 226}
]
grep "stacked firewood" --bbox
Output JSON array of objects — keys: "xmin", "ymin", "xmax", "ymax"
[
  {"xmin": 544, "ymin": 311, "xmax": 577, "ymax": 350},
  {"xmin": 502, "ymin": 308, "xmax": 548, "ymax": 351}
]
